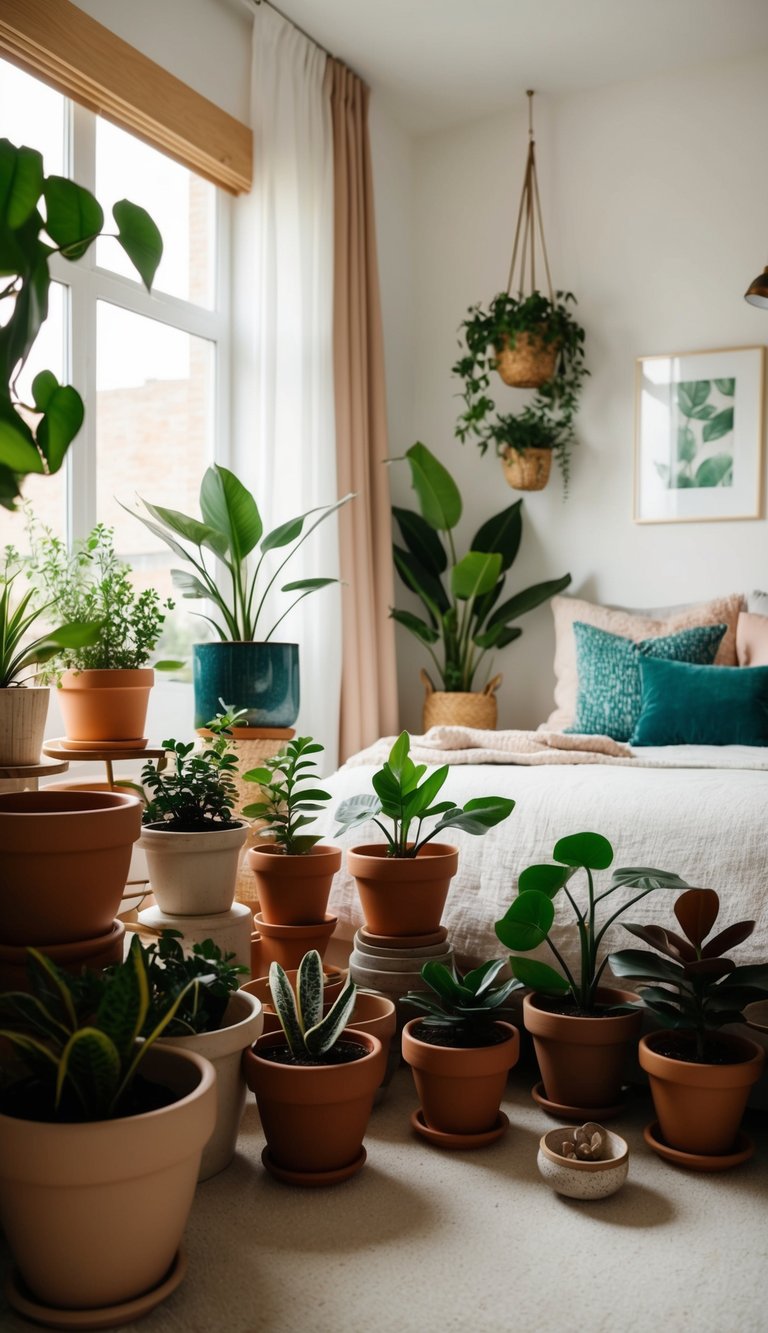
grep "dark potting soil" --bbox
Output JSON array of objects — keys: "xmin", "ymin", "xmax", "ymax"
[
  {"xmin": 533, "ymin": 995, "xmax": 618, "ymax": 1019},
  {"xmin": 260, "ymin": 1040, "xmax": 369, "ymax": 1067},
  {"xmin": 649, "ymin": 1034, "xmax": 754, "ymax": 1066},
  {"xmin": 0, "ymin": 1073, "xmax": 177, "ymax": 1123},
  {"xmin": 411, "ymin": 1022, "xmax": 509, "ymax": 1050}
]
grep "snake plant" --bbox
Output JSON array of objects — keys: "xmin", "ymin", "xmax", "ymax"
[{"xmin": 269, "ymin": 951, "xmax": 357, "ymax": 1061}]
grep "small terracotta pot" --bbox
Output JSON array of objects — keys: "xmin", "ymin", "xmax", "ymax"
[
  {"xmin": 244, "ymin": 1028, "xmax": 384, "ymax": 1175},
  {"xmin": 140, "ymin": 821, "xmax": 248, "ymax": 916},
  {"xmin": 0, "ymin": 685, "xmax": 49, "ymax": 766},
  {"xmin": 346, "ymin": 843, "xmax": 459, "ymax": 938},
  {"xmin": 241, "ymin": 965, "xmax": 347, "ymax": 1034},
  {"xmin": 253, "ymin": 911, "xmax": 337, "ymax": 972},
  {"xmin": 401, "ymin": 1018, "xmax": 519, "ymax": 1135},
  {"xmin": 246, "ymin": 843, "xmax": 342, "ymax": 926},
  {"xmin": 58, "ymin": 667, "xmax": 154, "ymax": 744},
  {"xmin": 0, "ymin": 920, "xmax": 125, "ymax": 994},
  {"xmin": 523, "ymin": 989, "xmax": 642, "ymax": 1110},
  {"xmin": 639, "ymin": 1031, "xmax": 765, "ymax": 1156},
  {"xmin": 0, "ymin": 789, "xmax": 142, "ymax": 945}
]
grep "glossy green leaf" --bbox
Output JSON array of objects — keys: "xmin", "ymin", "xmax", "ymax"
[
  {"xmin": 553, "ymin": 831, "xmax": 613, "ymax": 870},
  {"xmin": 281, "ymin": 578, "xmax": 337, "ymax": 592},
  {"xmin": 393, "ymin": 506, "xmax": 447, "ymax": 576},
  {"xmin": 269, "ymin": 962, "xmax": 304, "ymax": 1057},
  {"xmin": 517, "ymin": 863, "xmax": 571, "ymax": 897},
  {"xmin": 390, "ymin": 607, "xmax": 440, "ymax": 645},
  {"xmin": 403, "ymin": 441, "xmax": 461, "ymax": 531},
  {"xmin": 486, "ymin": 573, "xmax": 572, "ymax": 629},
  {"xmin": 113, "ymin": 199, "xmax": 163, "ymax": 289},
  {"xmin": 0, "ymin": 140, "xmax": 43, "ymax": 229},
  {"xmin": 56, "ymin": 1027, "xmax": 120, "ymax": 1117},
  {"xmin": 470, "ymin": 501, "xmax": 522, "ymax": 571},
  {"xmin": 495, "ymin": 890, "xmax": 554, "ymax": 951},
  {"xmin": 297, "ymin": 950, "xmax": 324, "ymax": 1033},
  {"xmin": 607, "ymin": 949, "xmax": 685, "ymax": 985},
  {"xmin": 304, "ymin": 977, "xmax": 357, "ymax": 1056},
  {"xmin": 508, "ymin": 957, "xmax": 570, "ymax": 994},
  {"xmin": 393, "ymin": 545, "xmax": 450, "ymax": 615},
  {"xmin": 0, "ymin": 405, "xmax": 42, "ymax": 473},
  {"xmin": 43, "ymin": 176, "xmax": 103, "ymax": 258},
  {"xmin": 35, "ymin": 383, "xmax": 84, "ymax": 471},
  {"xmin": 451, "ymin": 550, "xmax": 502, "ymax": 601},
  {"xmin": 200, "ymin": 464, "xmax": 262, "ymax": 560}
]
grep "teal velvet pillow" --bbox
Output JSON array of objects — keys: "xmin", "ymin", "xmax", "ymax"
[
  {"xmin": 631, "ymin": 657, "xmax": 768, "ymax": 746},
  {"xmin": 567, "ymin": 621, "xmax": 727, "ymax": 741}
]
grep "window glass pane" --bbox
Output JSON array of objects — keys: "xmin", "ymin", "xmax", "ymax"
[
  {"xmin": 95, "ymin": 120, "xmax": 215, "ymax": 307},
  {"xmin": 0, "ymin": 57, "xmax": 66, "ymax": 175}
]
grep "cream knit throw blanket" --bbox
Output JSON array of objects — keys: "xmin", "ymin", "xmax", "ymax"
[{"xmin": 344, "ymin": 727, "xmax": 634, "ymax": 767}]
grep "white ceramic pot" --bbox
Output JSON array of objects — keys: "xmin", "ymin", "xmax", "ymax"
[
  {"xmin": 157, "ymin": 990, "xmax": 263, "ymax": 1180},
  {"xmin": 140, "ymin": 820, "xmax": 248, "ymax": 915},
  {"xmin": 537, "ymin": 1126, "xmax": 629, "ymax": 1200},
  {"xmin": 0, "ymin": 685, "xmax": 49, "ymax": 766}
]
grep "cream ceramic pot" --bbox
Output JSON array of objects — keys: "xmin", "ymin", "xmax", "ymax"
[{"xmin": 139, "ymin": 820, "xmax": 248, "ymax": 915}]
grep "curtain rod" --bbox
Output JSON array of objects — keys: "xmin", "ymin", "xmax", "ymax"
[{"xmin": 241, "ymin": 0, "xmax": 357, "ymax": 73}]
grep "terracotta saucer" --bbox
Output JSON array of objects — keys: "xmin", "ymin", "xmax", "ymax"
[
  {"xmin": 744, "ymin": 1000, "xmax": 768, "ymax": 1034},
  {"xmin": 531, "ymin": 1081, "xmax": 628, "ymax": 1122},
  {"xmin": 261, "ymin": 1145, "xmax": 367, "ymax": 1187},
  {"xmin": 357, "ymin": 925, "xmax": 448, "ymax": 950},
  {"xmin": 643, "ymin": 1121, "xmax": 755, "ymax": 1172},
  {"xmin": 410, "ymin": 1107, "xmax": 509, "ymax": 1150},
  {"xmin": 54, "ymin": 736, "xmax": 149, "ymax": 752},
  {"xmin": 4, "ymin": 1248, "xmax": 186, "ymax": 1330}
]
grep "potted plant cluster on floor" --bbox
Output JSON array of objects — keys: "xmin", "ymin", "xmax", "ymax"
[
  {"xmin": 495, "ymin": 831, "xmax": 689, "ymax": 1118},
  {"xmin": 609, "ymin": 887, "xmax": 768, "ymax": 1169},
  {"xmin": 401, "ymin": 958, "xmax": 520, "ymax": 1149}
]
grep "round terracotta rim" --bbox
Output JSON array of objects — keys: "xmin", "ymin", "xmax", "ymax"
[
  {"xmin": 357, "ymin": 925, "xmax": 449, "ymax": 950},
  {"xmin": 539, "ymin": 1127, "xmax": 628, "ymax": 1171},
  {"xmin": 0, "ymin": 919, "xmax": 124, "ymax": 964},
  {"xmin": 639, "ymin": 1031, "xmax": 765, "ymax": 1087},
  {"xmin": 0, "ymin": 789, "xmax": 142, "ymax": 817},
  {"xmin": 60, "ymin": 668, "xmax": 154, "ymax": 690}
]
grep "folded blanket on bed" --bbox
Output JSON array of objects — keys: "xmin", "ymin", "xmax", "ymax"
[{"xmin": 344, "ymin": 727, "xmax": 636, "ymax": 767}]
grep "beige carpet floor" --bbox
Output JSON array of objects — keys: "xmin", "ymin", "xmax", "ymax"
[{"xmin": 1, "ymin": 1053, "xmax": 766, "ymax": 1333}]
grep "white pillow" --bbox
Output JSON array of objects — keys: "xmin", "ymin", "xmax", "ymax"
[{"xmin": 748, "ymin": 590, "xmax": 768, "ymax": 616}]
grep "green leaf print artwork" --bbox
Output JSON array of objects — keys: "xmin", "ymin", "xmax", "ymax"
[{"xmin": 654, "ymin": 378, "xmax": 735, "ymax": 489}]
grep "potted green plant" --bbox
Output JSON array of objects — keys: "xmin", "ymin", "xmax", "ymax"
[
  {"xmin": 242, "ymin": 734, "xmax": 341, "ymax": 927},
  {"xmin": 609, "ymin": 888, "xmax": 768, "ymax": 1165},
  {"xmin": 494, "ymin": 832, "xmax": 689, "ymax": 1115},
  {"xmin": 400, "ymin": 958, "xmax": 520, "ymax": 1147},
  {"xmin": 0, "ymin": 137, "xmax": 161, "ymax": 513},
  {"xmin": 242, "ymin": 950, "xmax": 385, "ymax": 1185},
  {"xmin": 0, "ymin": 939, "xmax": 216, "ymax": 1320},
  {"xmin": 138, "ymin": 708, "xmax": 248, "ymax": 916},
  {"xmin": 123, "ymin": 464, "xmax": 354, "ymax": 728},
  {"xmin": 334, "ymin": 730, "xmax": 515, "ymax": 939},
  {"xmin": 537, "ymin": 1121, "xmax": 629, "ymax": 1200},
  {"xmin": 453, "ymin": 290, "xmax": 588, "ymax": 493},
  {"xmin": 391, "ymin": 442, "xmax": 570, "ymax": 728}
]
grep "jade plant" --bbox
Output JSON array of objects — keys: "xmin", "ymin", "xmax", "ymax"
[
  {"xmin": 609, "ymin": 888, "xmax": 768, "ymax": 1061},
  {"xmin": 334, "ymin": 730, "xmax": 515, "ymax": 857},
  {"xmin": 401, "ymin": 959, "xmax": 520, "ymax": 1045},
  {"xmin": 494, "ymin": 832, "xmax": 690, "ymax": 1013},
  {"xmin": 141, "ymin": 706, "xmax": 243, "ymax": 831},
  {"xmin": 269, "ymin": 951, "xmax": 357, "ymax": 1063},
  {"xmin": 242, "ymin": 735, "xmax": 331, "ymax": 854},
  {"xmin": 390, "ymin": 442, "xmax": 570, "ymax": 692},
  {"xmin": 136, "ymin": 930, "xmax": 248, "ymax": 1037}
]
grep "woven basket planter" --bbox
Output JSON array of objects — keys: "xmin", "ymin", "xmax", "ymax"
[
  {"xmin": 421, "ymin": 669, "xmax": 500, "ymax": 731},
  {"xmin": 494, "ymin": 333, "xmax": 558, "ymax": 388},
  {"xmin": 502, "ymin": 446, "xmax": 553, "ymax": 492}
]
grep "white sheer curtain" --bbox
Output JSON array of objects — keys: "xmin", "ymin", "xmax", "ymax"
[{"xmin": 233, "ymin": 4, "xmax": 341, "ymax": 770}]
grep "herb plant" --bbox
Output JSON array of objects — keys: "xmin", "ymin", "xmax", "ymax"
[
  {"xmin": 401, "ymin": 959, "xmax": 519, "ymax": 1045},
  {"xmin": 495, "ymin": 832, "xmax": 690, "ymax": 1012},
  {"xmin": 141, "ymin": 708, "xmax": 242, "ymax": 831},
  {"xmin": 391, "ymin": 442, "xmax": 570, "ymax": 692},
  {"xmin": 334, "ymin": 730, "xmax": 515, "ymax": 857},
  {"xmin": 135, "ymin": 930, "xmax": 248, "ymax": 1036},
  {"xmin": 269, "ymin": 951, "xmax": 357, "ymax": 1063},
  {"xmin": 241, "ymin": 735, "xmax": 331, "ymax": 854},
  {"xmin": 609, "ymin": 888, "xmax": 768, "ymax": 1061},
  {"xmin": 0, "ymin": 559, "xmax": 98, "ymax": 686}
]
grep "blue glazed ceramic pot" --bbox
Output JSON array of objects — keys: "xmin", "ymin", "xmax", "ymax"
[{"xmin": 193, "ymin": 642, "xmax": 300, "ymax": 729}]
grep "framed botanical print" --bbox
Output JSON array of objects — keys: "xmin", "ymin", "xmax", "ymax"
[{"xmin": 634, "ymin": 345, "xmax": 765, "ymax": 523}]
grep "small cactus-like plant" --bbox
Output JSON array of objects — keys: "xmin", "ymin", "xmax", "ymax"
[
  {"xmin": 269, "ymin": 951, "xmax": 357, "ymax": 1062},
  {"xmin": 560, "ymin": 1122, "xmax": 606, "ymax": 1161}
]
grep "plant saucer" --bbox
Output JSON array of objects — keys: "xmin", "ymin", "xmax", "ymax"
[
  {"xmin": 410, "ymin": 1107, "xmax": 509, "ymax": 1150},
  {"xmin": 261, "ymin": 1144, "xmax": 366, "ymax": 1187},
  {"xmin": 643, "ymin": 1121, "xmax": 755, "ymax": 1172},
  {"xmin": 55, "ymin": 736, "xmax": 149, "ymax": 752},
  {"xmin": 4, "ymin": 1248, "xmax": 186, "ymax": 1330},
  {"xmin": 357, "ymin": 925, "xmax": 448, "ymax": 950},
  {"xmin": 744, "ymin": 1000, "xmax": 768, "ymax": 1035},
  {"xmin": 531, "ymin": 1081, "xmax": 628, "ymax": 1122}
]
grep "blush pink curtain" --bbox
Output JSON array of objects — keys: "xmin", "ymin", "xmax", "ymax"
[{"xmin": 326, "ymin": 60, "xmax": 399, "ymax": 761}]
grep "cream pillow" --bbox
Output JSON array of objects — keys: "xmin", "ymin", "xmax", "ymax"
[
  {"xmin": 545, "ymin": 592, "xmax": 745, "ymax": 731},
  {"xmin": 737, "ymin": 611, "xmax": 768, "ymax": 667}
]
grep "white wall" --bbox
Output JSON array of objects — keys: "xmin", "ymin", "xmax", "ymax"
[{"xmin": 395, "ymin": 51, "xmax": 768, "ymax": 732}]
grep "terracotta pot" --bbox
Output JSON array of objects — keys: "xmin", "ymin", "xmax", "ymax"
[
  {"xmin": 246, "ymin": 843, "xmax": 342, "ymax": 926},
  {"xmin": 157, "ymin": 990, "xmax": 263, "ymax": 1180},
  {"xmin": 502, "ymin": 446, "xmax": 553, "ymax": 491},
  {"xmin": 401, "ymin": 1018, "xmax": 519, "ymax": 1135},
  {"xmin": 244, "ymin": 1028, "xmax": 384, "ymax": 1175},
  {"xmin": 139, "ymin": 820, "xmax": 248, "ymax": 916},
  {"xmin": 0, "ymin": 919, "xmax": 125, "ymax": 994},
  {"xmin": 346, "ymin": 843, "xmax": 459, "ymax": 937},
  {"xmin": 639, "ymin": 1030, "xmax": 765, "ymax": 1156},
  {"xmin": 0, "ymin": 685, "xmax": 49, "ymax": 766},
  {"xmin": 494, "ymin": 332, "xmax": 558, "ymax": 388},
  {"xmin": 48, "ymin": 779, "xmax": 148, "ymax": 891},
  {"xmin": 0, "ymin": 789, "xmax": 142, "ymax": 945},
  {"xmin": 253, "ymin": 911, "xmax": 337, "ymax": 972},
  {"xmin": 0, "ymin": 1045, "xmax": 216, "ymax": 1310},
  {"xmin": 242, "ymin": 965, "xmax": 347, "ymax": 1034},
  {"xmin": 523, "ymin": 989, "xmax": 642, "ymax": 1110},
  {"xmin": 58, "ymin": 667, "xmax": 154, "ymax": 744}
]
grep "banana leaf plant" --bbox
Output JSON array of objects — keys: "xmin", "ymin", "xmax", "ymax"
[
  {"xmin": 124, "ymin": 464, "xmax": 354, "ymax": 642},
  {"xmin": 0, "ymin": 138, "xmax": 162, "ymax": 511},
  {"xmin": 390, "ymin": 442, "xmax": 571, "ymax": 692}
]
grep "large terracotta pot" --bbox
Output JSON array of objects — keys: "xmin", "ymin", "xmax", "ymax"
[
  {"xmin": 139, "ymin": 821, "xmax": 248, "ymax": 916},
  {"xmin": 401, "ymin": 1018, "xmax": 519, "ymax": 1135},
  {"xmin": 244, "ymin": 1028, "xmax": 384, "ymax": 1177},
  {"xmin": 58, "ymin": 667, "xmax": 154, "ymax": 744},
  {"xmin": 523, "ymin": 989, "xmax": 642, "ymax": 1110},
  {"xmin": 0, "ymin": 789, "xmax": 142, "ymax": 945},
  {"xmin": 252, "ymin": 911, "xmax": 337, "ymax": 972},
  {"xmin": 0, "ymin": 685, "xmax": 49, "ymax": 766},
  {"xmin": 346, "ymin": 843, "xmax": 459, "ymax": 938},
  {"xmin": 0, "ymin": 1046, "xmax": 216, "ymax": 1311},
  {"xmin": 0, "ymin": 920, "xmax": 125, "ymax": 994},
  {"xmin": 246, "ymin": 843, "xmax": 342, "ymax": 926},
  {"xmin": 639, "ymin": 1030, "xmax": 765, "ymax": 1156}
]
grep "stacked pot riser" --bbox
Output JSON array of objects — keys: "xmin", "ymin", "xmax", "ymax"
[{"xmin": 246, "ymin": 843, "xmax": 342, "ymax": 972}]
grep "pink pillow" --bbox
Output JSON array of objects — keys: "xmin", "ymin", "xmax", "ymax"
[
  {"xmin": 736, "ymin": 611, "xmax": 768, "ymax": 667},
  {"xmin": 545, "ymin": 592, "xmax": 744, "ymax": 731}
]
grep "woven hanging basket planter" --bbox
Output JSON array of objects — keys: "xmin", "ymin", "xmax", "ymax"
[
  {"xmin": 502, "ymin": 446, "xmax": 553, "ymax": 492},
  {"xmin": 421, "ymin": 669, "xmax": 501, "ymax": 731},
  {"xmin": 495, "ymin": 333, "xmax": 558, "ymax": 389}
]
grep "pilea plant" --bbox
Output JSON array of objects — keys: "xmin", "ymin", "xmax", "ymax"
[
  {"xmin": 334, "ymin": 730, "xmax": 515, "ymax": 857},
  {"xmin": 136, "ymin": 930, "xmax": 248, "ymax": 1037},
  {"xmin": 494, "ymin": 832, "xmax": 690, "ymax": 1012},
  {"xmin": 242, "ymin": 735, "xmax": 331, "ymax": 854},
  {"xmin": 401, "ymin": 959, "xmax": 520, "ymax": 1046},
  {"xmin": 269, "ymin": 951, "xmax": 357, "ymax": 1063},
  {"xmin": 141, "ymin": 708, "xmax": 242, "ymax": 831}
]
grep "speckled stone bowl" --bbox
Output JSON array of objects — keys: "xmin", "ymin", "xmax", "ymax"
[{"xmin": 537, "ymin": 1126, "xmax": 629, "ymax": 1200}]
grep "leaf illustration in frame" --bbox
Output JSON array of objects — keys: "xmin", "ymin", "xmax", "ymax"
[
  {"xmin": 714, "ymin": 378, "xmax": 735, "ymax": 396},
  {"xmin": 676, "ymin": 380, "xmax": 710, "ymax": 417},
  {"xmin": 702, "ymin": 407, "xmax": 734, "ymax": 443},
  {"xmin": 695, "ymin": 454, "xmax": 733, "ymax": 487}
]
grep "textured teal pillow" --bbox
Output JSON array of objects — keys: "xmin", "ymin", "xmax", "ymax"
[
  {"xmin": 631, "ymin": 657, "xmax": 768, "ymax": 746},
  {"xmin": 568, "ymin": 621, "xmax": 727, "ymax": 741}
]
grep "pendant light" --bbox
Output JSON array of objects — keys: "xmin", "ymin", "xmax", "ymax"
[{"xmin": 744, "ymin": 266, "xmax": 768, "ymax": 308}]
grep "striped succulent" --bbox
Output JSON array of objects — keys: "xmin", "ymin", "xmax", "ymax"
[{"xmin": 269, "ymin": 951, "xmax": 357, "ymax": 1061}]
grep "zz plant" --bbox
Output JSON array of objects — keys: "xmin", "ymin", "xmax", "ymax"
[
  {"xmin": 141, "ymin": 707, "xmax": 242, "ymax": 831},
  {"xmin": 269, "ymin": 951, "xmax": 357, "ymax": 1063},
  {"xmin": 242, "ymin": 735, "xmax": 331, "ymax": 854},
  {"xmin": 401, "ymin": 959, "xmax": 519, "ymax": 1045}
]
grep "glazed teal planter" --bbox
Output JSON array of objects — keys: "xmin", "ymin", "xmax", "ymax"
[{"xmin": 193, "ymin": 643, "xmax": 300, "ymax": 729}]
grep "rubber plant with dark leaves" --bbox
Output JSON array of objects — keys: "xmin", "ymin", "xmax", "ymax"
[
  {"xmin": 334, "ymin": 730, "xmax": 515, "ymax": 856},
  {"xmin": 609, "ymin": 888, "xmax": 768, "ymax": 1061},
  {"xmin": 140, "ymin": 709, "xmax": 241, "ymax": 833},
  {"xmin": 390, "ymin": 442, "xmax": 570, "ymax": 693},
  {"xmin": 269, "ymin": 950, "xmax": 358, "ymax": 1064},
  {"xmin": 0, "ymin": 138, "xmax": 162, "ymax": 511},
  {"xmin": 401, "ymin": 959, "xmax": 520, "ymax": 1048},
  {"xmin": 242, "ymin": 735, "xmax": 330, "ymax": 854},
  {"xmin": 494, "ymin": 832, "xmax": 690, "ymax": 1013}
]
